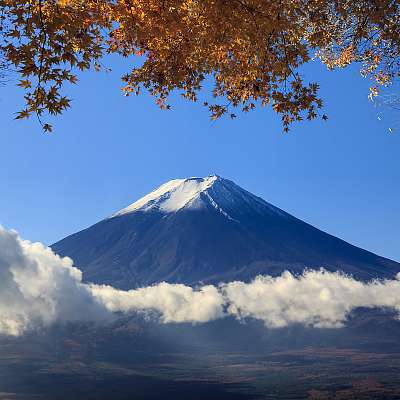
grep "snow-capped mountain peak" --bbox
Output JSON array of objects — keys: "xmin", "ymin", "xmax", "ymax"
[
  {"xmin": 53, "ymin": 176, "xmax": 400, "ymax": 289},
  {"xmin": 111, "ymin": 175, "xmax": 290, "ymax": 221},
  {"xmin": 113, "ymin": 175, "xmax": 227, "ymax": 216}
]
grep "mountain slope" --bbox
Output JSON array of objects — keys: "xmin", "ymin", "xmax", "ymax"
[{"xmin": 52, "ymin": 176, "xmax": 400, "ymax": 289}]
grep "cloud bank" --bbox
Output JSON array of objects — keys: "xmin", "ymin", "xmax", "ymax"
[
  {"xmin": 223, "ymin": 271, "xmax": 400, "ymax": 328},
  {"xmin": 1, "ymin": 226, "xmax": 400, "ymax": 336},
  {"xmin": 0, "ymin": 227, "xmax": 109, "ymax": 336},
  {"xmin": 90, "ymin": 283, "xmax": 224, "ymax": 324}
]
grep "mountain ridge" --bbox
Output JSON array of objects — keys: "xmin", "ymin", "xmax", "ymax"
[{"xmin": 52, "ymin": 176, "xmax": 400, "ymax": 289}]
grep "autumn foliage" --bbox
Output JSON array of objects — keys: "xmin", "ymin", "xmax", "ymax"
[{"xmin": 0, "ymin": 0, "xmax": 399, "ymax": 132}]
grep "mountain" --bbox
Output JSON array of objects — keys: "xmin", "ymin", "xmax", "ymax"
[{"xmin": 52, "ymin": 176, "xmax": 400, "ymax": 289}]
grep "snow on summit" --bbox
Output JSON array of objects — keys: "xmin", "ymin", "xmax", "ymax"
[
  {"xmin": 112, "ymin": 175, "xmax": 289, "ymax": 219},
  {"xmin": 113, "ymin": 175, "xmax": 222, "ymax": 216}
]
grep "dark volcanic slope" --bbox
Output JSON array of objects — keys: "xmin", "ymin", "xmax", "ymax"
[{"xmin": 52, "ymin": 176, "xmax": 400, "ymax": 289}]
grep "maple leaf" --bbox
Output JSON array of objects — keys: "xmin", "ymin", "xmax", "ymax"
[
  {"xmin": 17, "ymin": 79, "xmax": 31, "ymax": 89},
  {"xmin": 42, "ymin": 123, "xmax": 53, "ymax": 133},
  {"xmin": 15, "ymin": 109, "xmax": 30, "ymax": 120}
]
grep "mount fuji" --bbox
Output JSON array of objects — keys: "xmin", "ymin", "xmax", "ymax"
[{"xmin": 52, "ymin": 176, "xmax": 400, "ymax": 289}]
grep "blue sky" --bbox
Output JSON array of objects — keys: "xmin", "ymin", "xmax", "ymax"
[{"xmin": 0, "ymin": 57, "xmax": 399, "ymax": 261}]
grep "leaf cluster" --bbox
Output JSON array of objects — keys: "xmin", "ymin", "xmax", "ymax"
[{"xmin": 1, "ymin": 0, "xmax": 399, "ymax": 132}]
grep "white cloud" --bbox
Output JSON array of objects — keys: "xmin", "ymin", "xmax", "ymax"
[
  {"xmin": 0, "ymin": 227, "xmax": 108, "ymax": 336},
  {"xmin": 90, "ymin": 283, "xmax": 224, "ymax": 323},
  {"xmin": 1, "ymin": 226, "xmax": 400, "ymax": 337},
  {"xmin": 222, "ymin": 270, "xmax": 400, "ymax": 328}
]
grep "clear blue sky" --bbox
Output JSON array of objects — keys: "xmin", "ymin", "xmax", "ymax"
[{"xmin": 0, "ymin": 57, "xmax": 399, "ymax": 261}]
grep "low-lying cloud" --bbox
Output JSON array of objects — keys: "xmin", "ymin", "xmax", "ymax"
[
  {"xmin": 223, "ymin": 271, "xmax": 400, "ymax": 328},
  {"xmin": 0, "ymin": 227, "xmax": 110, "ymax": 336},
  {"xmin": 90, "ymin": 283, "xmax": 225, "ymax": 324},
  {"xmin": 1, "ymin": 226, "xmax": 400, "ymax": 336}
]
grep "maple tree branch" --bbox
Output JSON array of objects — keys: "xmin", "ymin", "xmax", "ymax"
[
  {"xmin": 281, "ymin": 32, "xmax": 299, "ymax": 83},
  {"xmin": 35, "ymin": 0, "xmax": 47, "ymax": 127}
]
